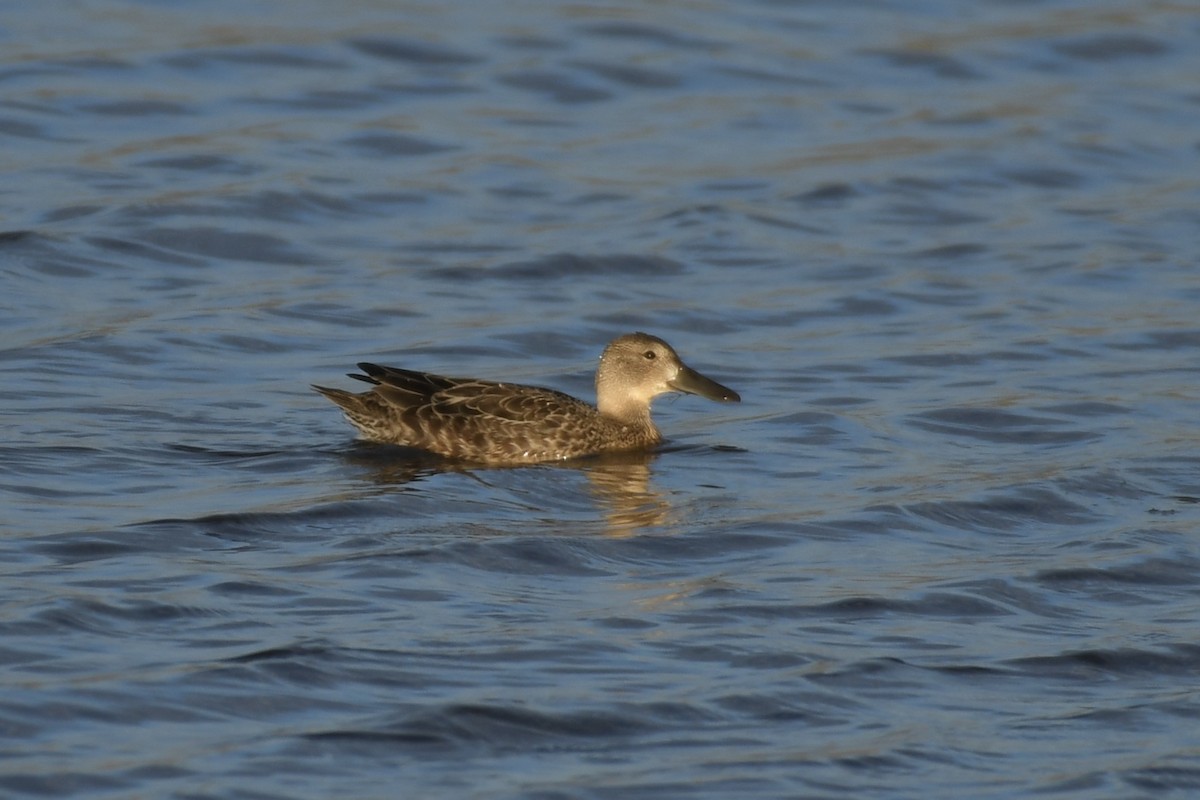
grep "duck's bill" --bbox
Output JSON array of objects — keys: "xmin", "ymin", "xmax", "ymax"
[{"xmin": 670, "ymin": 365, "xmax": 741, "ymax": 403}]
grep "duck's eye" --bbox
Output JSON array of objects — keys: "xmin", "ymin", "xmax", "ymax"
[{"xmin": 643, "ymin": 350, "xmax": 657, "ymax": 360}]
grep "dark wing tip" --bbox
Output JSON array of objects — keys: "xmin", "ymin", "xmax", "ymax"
[{"xmin": 345, "ymin": 362, "xmax": 381, "ymax": 384}]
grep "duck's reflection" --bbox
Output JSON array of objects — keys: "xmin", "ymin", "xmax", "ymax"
[
  {"xmin": 337, "ymin": 443, "xmax": 447, "ymax": 485},
  {"xmin": 335, "ymin": 444, "xmax": 670, "ymax": 537},
  {"xmin": 575, "ymin": 450, "xmax": 669, "ymax": 536}
]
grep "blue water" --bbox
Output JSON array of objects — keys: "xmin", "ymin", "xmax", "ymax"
[{"xmin": 3, "ymin": 1, "xmax": 1200, "ymax": 797}]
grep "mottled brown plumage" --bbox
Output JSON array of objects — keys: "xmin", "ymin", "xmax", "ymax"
[{"xmin": 313, "ymin": 332, "xmax": 740, "ymax": 464}]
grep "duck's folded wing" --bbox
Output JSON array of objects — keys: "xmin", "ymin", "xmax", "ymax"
[{"xmin": 433, "ymin": 382, "xmax": 592, "ymax": 423}]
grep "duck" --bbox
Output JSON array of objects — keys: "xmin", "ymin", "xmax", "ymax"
[{"xmin": 313, "ymin": 332, "xmax": 739, "ymax": 464}]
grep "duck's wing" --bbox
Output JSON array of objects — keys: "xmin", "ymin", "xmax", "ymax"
[
  {"xmin": 432, "ymin": 379, "xmax": 592, "ymax": 424},
  {"xmin": 351, "ymin": 362, "xmax": 460, "ymax": 399},
  {"xmin": 352, "ymin": 363, "xmax": 583, "ymax": 417},
  {"xmin": 350, "ymin": 362, "xmax": 590, "ymax": 422}
]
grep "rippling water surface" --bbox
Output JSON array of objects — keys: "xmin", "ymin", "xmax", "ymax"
[{"xmin": 4, "ymin": 1, "xmax": 1200, "ymax": 797}]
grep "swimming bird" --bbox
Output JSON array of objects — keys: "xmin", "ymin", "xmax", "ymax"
[{"xmin": 313, "ymin": 332, "xmax": 740, "ymax": 464}]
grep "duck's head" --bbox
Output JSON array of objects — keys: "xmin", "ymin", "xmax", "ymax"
[{"xmin": 595, "ymin": 332, "xmax": 740, "ymax": 421}]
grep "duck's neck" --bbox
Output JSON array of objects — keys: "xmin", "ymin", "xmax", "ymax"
[{"xmin": 597, "ymin": 398, "xmax": 659, "ymax": 440}]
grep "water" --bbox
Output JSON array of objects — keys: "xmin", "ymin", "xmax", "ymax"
[{"xmin": 3, "ymin": 0, "xmax": 1200, "ymax": 797}]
